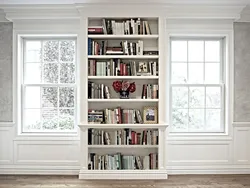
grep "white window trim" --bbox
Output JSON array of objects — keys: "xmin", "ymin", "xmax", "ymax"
[
  {"xmin": 16, "ymin": 34, "xmax": 79, "ymax": 136},
  {"xmin": 166, "ymin": 30, "xmax": 233, "ymax": 137},
  {"xmin": 169, "ymin": 38, "xmax": 225, "ymax": 133}
]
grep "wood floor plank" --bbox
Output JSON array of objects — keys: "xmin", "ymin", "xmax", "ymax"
[{"xmin": 0, "ymin": 175, "xmax": 250, "ymax": 188}]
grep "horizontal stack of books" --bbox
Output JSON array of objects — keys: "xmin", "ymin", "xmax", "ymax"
[
  {"xmin": 88, "ymin": 59, "xmax": 158, "ymax": 76},
  {"xmin": 88, "ymin": 153, "xmax": 158, "ymax": 170},
  {"xmin": 88, "ymin": 108, "xmax": 143, "ymax": 124},
  {"xmin": 88, "ymin": 129, "xmax": 159, "ymax": 145},
  {"xmin": 88, "ymin": 18, "xmax": 152, "ymax": 35}
]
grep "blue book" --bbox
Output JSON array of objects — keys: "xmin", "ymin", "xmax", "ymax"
[{"xmin": 88, "ymin": 38, "xmax": 92, "ymax": 55}]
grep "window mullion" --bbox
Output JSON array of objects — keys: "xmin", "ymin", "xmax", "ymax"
[
  {"xmin": 57, "ymin": 87, "xmax": 60, "ymax": 131},
  {"xmin": 203, "ymin": 40, "xmax": 206, "ymax": 131},
  {"xmin": 221, "ymin": 84, "xmax": 225, "ymax": 132},
  {"xmin": 204, "ymin": 86, "xmax": 207, "ymax": 131},
  {"xmin": 186, "ymin": 41, "xmax": 189, "ymax": 132},
  {"xmin": 187, "ymin": 86, "xmax": 190, "ymax": 132},
  {"xmin": 57, "ymin": 41, "xmax": 60, "ymax": 131}
]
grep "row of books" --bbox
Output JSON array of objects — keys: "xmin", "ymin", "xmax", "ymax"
[
  {"xmin": 142, "ymin": 84, "xmax": 159, "ymax": 99},
  {"xmin": 88, "ymin": 129, "xmax": 159, "ymax": 145},
  {"xmin": 88, "ymin": 82, "xmax": 159, "ymax": 99},
  {"xmin": 88, "ymin": 82, "xmax": 111, "ymax": 99},
  {"xmin": 88, "ymin": 153, "xmax": 158, "ymax": 170},
  {"xmin": 88, "ymin": 108, "xmax": 143, "ymax": 124},
  {"xmin": 88, "ymin": 39, "xmax": 144, "ymax": 56},
  {"xmin": 88, "ymin": 18, "xmax": 152, "ymax": 35},
  {"xmin": 88, "ymin": 59, "xmax": 158, "ymax": 76}
]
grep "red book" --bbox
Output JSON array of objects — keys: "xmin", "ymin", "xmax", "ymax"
[
  {"xmin": 131, "ymin": 131, "xmax": 135, "ymax": 145},
  {"xmin": 123, "ymin": 64, "xmax": 127, "ymax": 76},
  {"xmin": 120, "ymin": 63, "xmax": 124, "ymax": 76}
]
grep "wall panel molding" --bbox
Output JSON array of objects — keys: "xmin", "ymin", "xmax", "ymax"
[
  {"xmin": 167, "ymin": 141, "xmax": 232, "ymax": 165},
  {"xmin": 234, "ymin": 127, "xmax": 250, "ymax": 164},
  {"xmin": 233, "ymin": 122, "xmax": 250, "ymax": 127},
  {"xmin": 0, "ymin": 122, "xmax": 15, "ymax": 126},
  {"xmin": 0, "ymin": 127, "xmax": 13, "ymax": 165},
  {"xmin": 14, "ymin": 141, "xmax": 80, "ymax": 165}
]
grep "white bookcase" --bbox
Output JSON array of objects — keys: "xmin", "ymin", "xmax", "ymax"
[{"xmin": 78, "ymin": 16, "xmax": 168, "ymax": 180}]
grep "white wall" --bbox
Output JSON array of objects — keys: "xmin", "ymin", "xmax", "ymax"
[{"xmin": 1, "ymin": 3, "xmax": 250, "ymax": 175}]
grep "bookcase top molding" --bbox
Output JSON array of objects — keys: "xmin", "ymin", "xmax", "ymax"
[{"xmin": 2, "ymin": 2, "xmax": 247, "ymax": 21}]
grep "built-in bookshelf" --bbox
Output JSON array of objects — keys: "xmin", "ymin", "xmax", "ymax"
[{"xmin": 79, "ymin": 16, "xmax": 168, "ymax": 180}]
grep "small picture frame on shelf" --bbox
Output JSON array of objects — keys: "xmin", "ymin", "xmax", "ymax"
[
  {"xmin": 143, "ymin": 106, "xmax": 158, "ymax": 124},
  {"xmin": 138, "ymin": 62, "xmax": 148, "ymax": 73},
  {"xmin": 137, "ymin": 62, "xmax": 151, "ymax": 76}
]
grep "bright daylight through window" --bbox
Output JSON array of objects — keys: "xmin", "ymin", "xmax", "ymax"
[
  {"xmin": 22, "ymin": 39, "xmax": 76, "ymax": 133},
  {"xmin": 170, "ymin": 38, "xmax": 224, "ymax": 133}
]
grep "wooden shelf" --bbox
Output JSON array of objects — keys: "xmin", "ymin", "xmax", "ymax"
[
  {"xmin": 88, "ymin": 145, "xmax": 158, "ymax": 149},
  {"xmin": 88, "ymin": 55, "xmax": 159, "ymax": 59},
  {"xmin": 88, "ymin": 99, "xmax": 159, "ymax": 102},
  {"xmin": 78, "ymin": 123, "xmax": 168, "ymax": 129},
  {"xmin": 88, "ymin": 34, "xmax": 159, "ymax": 39},
  {"xmin": 88, "ymin": 76, "xmax": 158, "ymax": 80}
]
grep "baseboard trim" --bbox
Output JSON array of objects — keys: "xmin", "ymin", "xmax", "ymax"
[
  {"xmin": 0, "ymin": 165, "xmax": 80, "ymax": 175},
  {"xmin": 1, "ymin": 165, "xmax": 250, "ymax": 175},
  {"xmin": 167, "ymin": 165, "xmax": 250, "ymax": 175}
]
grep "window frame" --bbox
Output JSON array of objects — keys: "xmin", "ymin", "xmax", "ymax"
[
  {"xmin": 169, "ymin": 37, "xmax": 226, "ymax": 133},
  {"xmin": 20, "ymin": 37, "xmax": 78, "ymax": 134}
]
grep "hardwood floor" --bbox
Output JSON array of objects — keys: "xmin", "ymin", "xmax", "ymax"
[{"xmin": 0, "ymin": 175, "xmax": 250, "ymax": 188}]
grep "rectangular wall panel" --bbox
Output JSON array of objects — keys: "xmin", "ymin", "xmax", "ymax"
[
  {"xmin": 167, "ymin": 141, "xmax": 231, "ymax": 165},
  {"xmin": 234, "ymin": 127, "xmax": 250, "ymax": 164},
  {"xmin": 0, "ymin": 127, "xmax": 13, "ymax": 164},
  {"xmin": 14, "ymin": 141, "xmax": 80, "ymax": 165}
]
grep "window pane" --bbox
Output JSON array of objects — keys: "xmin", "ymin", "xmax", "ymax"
[
  {"xmin": 188, "ymin": 41, "xmax": 204, "ymax": 62},
  {"xmin": 172, "ymin": 109, "xmax": 188, "ymax": 131},
  {"xmin": 23, "ymin": 109, "xmax": 41, "ymax": 131},
  {"xmin": 59, "ymin": 87, "xmax": 75, "ymax": 107},
  {"xmin": 171, "ymin": 41, "xmax": 187, "ymax": 62},
  {"xmin": 24, "ymin": 63, "xmax": 41, "ymax": 83},
  {"xmin": 188, "ymin": 63, "xmax": 204, "ymax": 84},
  {"xmin": 25, "ymin": 41, "xmax": 41, "ymax": 62},
  {"xmin": 60, "ymin": 41, "xmax": 75, "ymax": 62},
  {"xmin": 206, "ymin": 87, "xmax": 221, "ymax": 108},
  {"xmin": 189, "ymin": 87, "xmax": 205, "ymax": 108},
  {"xmin": 42, "ymin": 109, "xmax": 58, "ymax": 130},
  {"xmin": 59, "ymin": 109, "xmax": 74, "ymax": 130},
  {"xmin": 206, "ymin": 109, "xmax": 221, "ymax": 130},
  {"xmin": 43, "ymin": 63, "xmax": 59, "ymax": 83},
  {"xmin": 60, "ymin": 63, "xmax": 75, "ymax": 83},
  {"xmin": 42, "ymin": 87, "xmax": 58, "ymax": 108},
  {"xmin": 25, "ymin": 87, "xmax": 41, "ymax": 108},
  {"xmin": 171, "ymin": 63, "xmax": 187, "ymax": 84},
  {"xmin": 205, "ymin": 63, "xmax": 220, "ymax": 83},
  {"xmin": 189, "ymin": 109, "xmax": 205, "ymax": 131},
  {"xmin": 172, "ymin": 87, "xmax": 188, "ymax": 108},
  {"xmin": 43, "ymin": 41, "xmax": 59, "ymax": 62},
  {"xmin": 205, "ymin": 41, "xmax": 220, "ymax": 62}
]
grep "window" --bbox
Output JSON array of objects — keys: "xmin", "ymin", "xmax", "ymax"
[
  {"xmin": 170, "ymin": 38, "xmax": 224, "ymax": 133},
  {"xmin": 22, "ymin": 38, "xmax": 77, "ymax": 133}
]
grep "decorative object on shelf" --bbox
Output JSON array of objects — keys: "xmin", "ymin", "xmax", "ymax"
[
  {"xmin": 112, "ymin": 80, "xmax": 136, "ymax": 99},
  {"xmin": 143, "ymin": 106, "xmax": 158, "ymax": 124}
]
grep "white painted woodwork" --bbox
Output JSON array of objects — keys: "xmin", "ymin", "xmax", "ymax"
[
  {"xmin": 0, "ymin": 126, "xmax": 14, "ymax": 165},
  {"xmin": 167, "ymin": 141, "xmax": 232, "ymax": 165},
  {"xmin": 0, "ymin": 2, "xmax": 250, "ymax": 176},
  {"xmin": 234, "ymin": 126, "xmax": 250, "ymax": 164},
  {"xmin": 79, "ymin": 170, "xmax": 168, "ymax": 179},
  {"xmin": 14, "ymin": 141, "xmax": 80, "ymax": 165}
]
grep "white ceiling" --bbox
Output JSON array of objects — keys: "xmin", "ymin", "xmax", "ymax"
[{"xmin": 0, "ymin": 0, "xmax": 249, "ymax": 5}]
